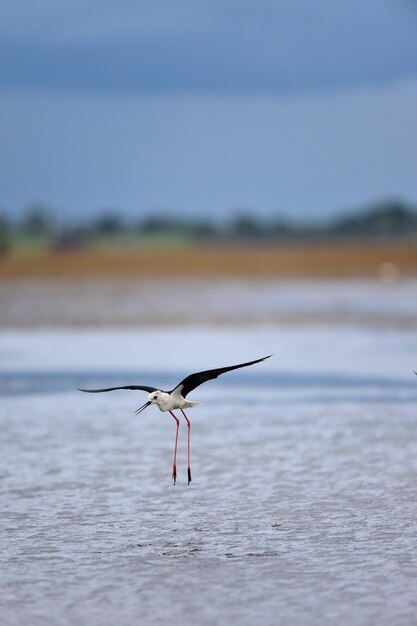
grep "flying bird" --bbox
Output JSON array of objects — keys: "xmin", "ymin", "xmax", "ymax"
[{"xmin": 78, "ymin": 355, "xmax": 272, "ymax": 485}]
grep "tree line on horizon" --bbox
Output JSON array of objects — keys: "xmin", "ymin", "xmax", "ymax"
[{"xmin": 1, "ymin": 199, "xmax": 417, "ymax": 253}]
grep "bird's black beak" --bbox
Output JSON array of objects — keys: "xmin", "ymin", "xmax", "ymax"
[{"xmin": 135, "ymin": 401, "xmax": 151, "ymax": 415}]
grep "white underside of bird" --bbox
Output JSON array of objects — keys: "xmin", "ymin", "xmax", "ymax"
[{"xmin": 147, "ymin": 389, "xmax": 200, "ymax": 412}]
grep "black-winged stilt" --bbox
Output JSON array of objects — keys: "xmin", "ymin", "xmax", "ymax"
[{"xmin": 78, "ymin": 355, "xmax": 271, "ymax": 485}]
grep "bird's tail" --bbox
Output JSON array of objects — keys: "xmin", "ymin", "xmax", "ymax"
[{"xmin": 184, "ymin": 400, "xmax": 201, "ymax": 409}]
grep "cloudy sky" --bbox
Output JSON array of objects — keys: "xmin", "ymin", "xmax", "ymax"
[{"xmin": 1, "ymin": 0, "xmax": 416, "ymax": 220}]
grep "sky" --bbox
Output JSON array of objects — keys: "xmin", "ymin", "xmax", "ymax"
[{"xmin": 1, "ymin": 0, "xmax": 416, "ymax": 221}]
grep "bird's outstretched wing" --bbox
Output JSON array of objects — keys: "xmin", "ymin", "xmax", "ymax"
[
  {"xmin": 78, "ymin": 385, "xmax": 157, "ymax": 393},
  {"xmin": 171, "ymin": 355, "xmax": 272, "ymax": 398}
]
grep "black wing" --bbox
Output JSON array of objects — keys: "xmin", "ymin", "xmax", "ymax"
[
  {"xmin": 78, "ymin": 385, "xmax": 157, "ymax": 393},
  {"xmin": 171, "ymin": 355, "xmax": 272, "ymax": 397}
]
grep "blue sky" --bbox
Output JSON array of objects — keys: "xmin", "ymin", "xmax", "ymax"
[{"xmin": 1, "ymin": 0, "xmax": 416, "ymax": 220}]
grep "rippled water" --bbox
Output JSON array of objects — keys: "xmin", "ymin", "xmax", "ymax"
[{"xmin": 1, "ymin": 324, "xmax": 417, "ymax": 625}]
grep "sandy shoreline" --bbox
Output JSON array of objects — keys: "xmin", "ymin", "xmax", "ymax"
[{"xmin": 1, "ymin": 242, "xmax": 416, "ymax": 279}]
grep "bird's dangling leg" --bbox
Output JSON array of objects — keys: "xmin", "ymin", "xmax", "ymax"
[
  {"xmin": 180, "ymin": 409, "xmax": 192, "ymax": 485},
  {"xmin": 169, "ymin": 411, "xmax": 180, "ymax": 485}
]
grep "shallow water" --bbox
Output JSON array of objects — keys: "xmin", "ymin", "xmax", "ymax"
[
  {"xmin": 1, "ymin": 324, "xmax": 417, "ymax": 625},
  {"xmin": 2, "ymin": 278, "xmax": 417, "ymax": 327}
]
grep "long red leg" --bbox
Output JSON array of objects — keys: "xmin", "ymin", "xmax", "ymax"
[
  {"xmin": 169, "ymin": 411, "xmax": 180, "ymax": 485},
  {"xmin": 180, "ymin": 409, "xmax": 192, "ymax": 485}
]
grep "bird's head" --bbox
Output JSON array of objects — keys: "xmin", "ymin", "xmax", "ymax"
[
  {"xmin": 135, "ymin": 390, "xmax": 162, "ymax": 414},
  {"xmin": 148, "ymin": 390, "xmax": 162, "ymax": 405}
]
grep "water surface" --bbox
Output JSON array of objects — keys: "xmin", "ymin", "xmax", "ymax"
[{"xmin": 1, "ymin": 324, "xmax": 417, "ymax": 625}]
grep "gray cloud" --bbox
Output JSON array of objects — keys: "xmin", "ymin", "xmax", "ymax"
[{"xmin": 0, "ymin": 0, "xmax": 416, "ymax": 94}]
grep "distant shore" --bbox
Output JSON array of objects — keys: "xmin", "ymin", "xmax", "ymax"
[{"xmin": 0, "ymin": 242, "xmax": 416, "ymax": 280}]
